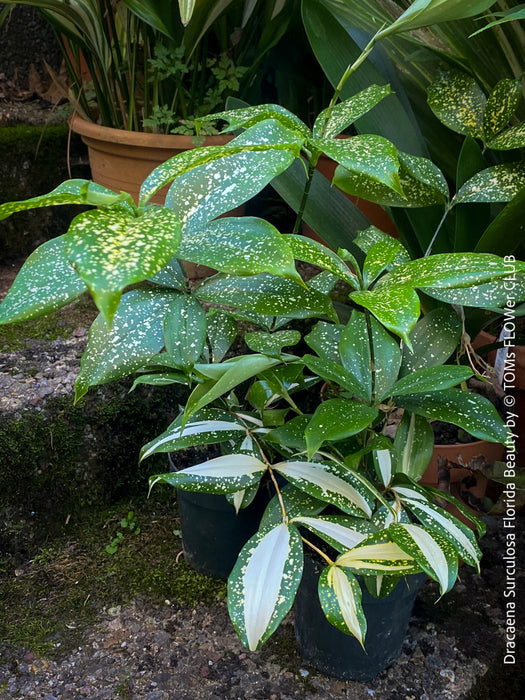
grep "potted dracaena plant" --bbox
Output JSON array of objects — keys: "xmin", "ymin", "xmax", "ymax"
[{"xmin": 1, "ymin": 0, "xmax": 523, "ymax": 680}]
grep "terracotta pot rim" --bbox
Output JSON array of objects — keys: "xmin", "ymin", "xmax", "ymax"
[
  {"xmin": 70, "ymin": 113, "xmax": 234, "ymax": 149},
  {"xmin": 433, "ymin": 439, "xmax": 504, "ymax": 451}
]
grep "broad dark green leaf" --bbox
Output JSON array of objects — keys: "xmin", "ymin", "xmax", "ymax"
[
  {"xmin": 424, "ymin": 274, "xmax": 525, "ymax": 308},
  {"xmin": 393, "ymin": 411, "xmax": 434, "ymax": 481},
  {"xmin": 354, "ymin": 226, "xmax": 411, "ymax": 268},
  {"xmin": 228, "ymin": 523, "xmax": 304, "ymax": 651},
  {"xmin": 195, "ymin": 273, "xmax": 336, "ymax": 320},
  {"xmin": 339, "ymin": 311, "xmax": 372, "ymax": 402},
  {"xmin": 206, "ymin": 308, "xmax": 238, "ymax": 362},
  {"xmin": 382, "ymin": 0, "xmax": 498, "ymax": 37},
  {"xmin": 396, "ymin": 388, "xmax": 508, "ymax": 443},
  {"xmin": 454, "ymin": 135, "xmax": 489, "ymax": 252},
  {"xmin": 369, "ymin": 314, "xmax": 402, "ymax": 400},
  {"xmin": 319, "ymin": 566, "xmax": 366, "ymax": 646},
  {"xmin": 75, "ymin": 289, "xmax": 180, "ymax": 400},
  {"xmin": 0, "ymin": 236, "xmax": 86, "ymax": 324},
  {"xmin": 313, "ymin": 84, "xmax": 393, "ymax": 138},
  {"xmin": 245, "ymin": 330, "xmax": 301, "ymax": 356},
  {"xmin": 389, "ymin": 365, "xmax": 473, "ymax": 398},
  {"xmin": 65, "ymin": 206, "xmax": 182, "ymax": 324},
  {"xmin": 474, "ymin": 188, "xmax": 525, "ymax": 254},
  {"xmin": 303, "ymin": 354, "xmax": 364, "ymax": 399},
  {"xmin": 400, "ymin": 308, "xmax": 462, "ymax": 375},
  {"xmin": 455, "ymin": 164, "xmax": 525, "ymax": 204},
  {"xmin": 363, "ymin": 239, "xmax": 402, "ymax": 286},
  {"xmin": 163, "ymin": 294, "xmax": 206, "ymax": 370},
  {"xmin": 305, "ymin": 399, "xmax": 378, "ymax": 457},
  {"xmin": 0, "ymin": 179, "xmax": 134, "ymax": 221},
  {"xmin": 483, "ymin": 78, "xmax": 523, "ymax": 142},
  {"xmin": 427, "ymin": 70, "xmax": 486, "ymax": 139},
  {"xmin": 176, "ymin": 217, "xmax": 300, "ymax": 282},
  {"xmin": 305, "ymin": 321, "xmax": 344, "ymax": 363}
]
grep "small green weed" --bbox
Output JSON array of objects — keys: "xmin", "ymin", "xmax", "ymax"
[{"xmin": 106, "ymin": 511, "xmax": 141, "ymax": 554}]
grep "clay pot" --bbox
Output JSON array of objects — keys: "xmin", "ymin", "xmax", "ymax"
[{"xmin": 71, "ymin": 113, "xmax": 235, "ymax": 205}]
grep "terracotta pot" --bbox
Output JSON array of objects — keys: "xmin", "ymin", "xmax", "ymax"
[{"xmin": 70, "ymin": 114, "xmax": 236, "ymax": 206}]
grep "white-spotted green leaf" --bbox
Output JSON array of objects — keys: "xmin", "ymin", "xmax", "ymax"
[
  {"xmin": 393, "ymin": 412, "xmax": 434, "ymax": 481},
  {"xmin": 206, "ymin": 308, "xmax": 238, "ymax": 363},
  {"xmin": 487, "ymin": 123, "xmax": 525, "ymax": 151},
  {"xmin": 338, "ymin": 311, "xmax": 372, "ymax": 402},
  {"xmin": 380, "ymin": 0, "xmax": 498, "ymax": 37},
  {"xmin": 227, "ymin": 523, "xmax": 303, "ymax": 650},
  {"xmin": 350, "ymin": 285, "xmax": 420, "ymax": 346},
  {"xmin": 184, "ymin": 354, "xmax": 283, "ymax": 419},
  {"xmin": 354, "ymin": 226, "xmax": 411, "ymax": 268},
  {"xmin": 389, "ymin": 523, "xmax": 457, "ymax": 595},
  {"xmin": 149, "ymin": 453, "xmax": 267, "ymax": 495},
  {"xmin": 196, "ymin": 273, "xmax": 336, "ymax": 320},
  {"xmin": 312, "ymin": 134, "xmax": 403, "ymax": 195},
  {"xmin": 380, "ymin": 253, "xmax": 525, "ymax": 289},
  {"xmin": 319, "ymin": 566, "xmax": 366, "ymax": 646},
  {"xmin": 302, "ymin": 354, "xmax": 365, "ymax": 398},
  {"xmin": 335, "ymin": 534, "xmax": 420, "ymax": 575},
  {"xmin": 427, "ymin": 70, "xmax": 486, "ymax": 139},
  {"xmin": 197, "ymin": 104, "xmax": 310, "ymax": 139},
  {"xmin": 423, "ymin": 274, "xmax": 525, "ymax": 308},
  {"xmin": 334, "ymin": 151, "xmax": 448, "ymax": 207},
  {"xmin": 140, "ymin": 119, "xmax": 304, "ymax": 205},
  {"xmin": 263, "ymin": 415, "xmax": 310, "ymax": 453},
  {"xmin": 455, "ymin": 164, "xmax": 525, "ymax": 203},
  {"xmin": 0, "ymin": 236, "xmax": 86, "ymax": 324},
  {"xmin": 273, "ymin": 461, "xmax": 373, "ymax": 517},
  {"xmin": 389, "ymin": 365, "xmax": 473, "ymax": 399},
  {"xmin": 177, "ymin": 217, "xmax": 300, "ymax": 282},
  {"xmin": 245, "ymin": 330, "xmax": 301, "ymax": 356},
  {"xmin": 401, "ymin": 307, "xmax": 462, "ymax": 376},
  {"xmin": 65, "ymin": 206, "xmax": 182, "ymax": 325},
  {"xmin": 483, "ymin": 78, "xmax": 523, "ymax": 142},
  {"xmin": 148, "ymin": 257, "xmax": 186, "ymax": 291},
  {"xmin": 293, "ymin": 516, "xmax": 375, "ymax": 553},
  {"xmin": 396, "ymin": 388, "xmax": 508, "ymax": 443},
  {"xmin": 286, "ymin": 235, "xmax": 358, "ymax": 288},
  {"xmin": 75, "ymin": 289, "xmax": 180, "ymax": 400},
  {"xmin": 363, "ymin": 239, "xmax": 402, "ymax": 286},
  {"xmin": 305, "ymin": 321, "xmax": 344, "ymax": 363},
  {"xmin": 0, "ymin": 179, "xmax": 134, "ymax": 221},
  {"xmin": 140, "ymin": 409, "xmax": 248, "ymax": 460},
  {"xmin": 424, "ymin": 486, "xmax": 486, "ymax": 537},
  {"xmin": 369, "ymin": 312, "xmax": 402, "ymax": 399},
  {"xmin": 373, "ymin": 449, "xmax": 393, "ymax": 487},
  {"xmin": 314, "ymin": 84, "xmax": 393, "ymax": 138},
  {"xmin": 130, "ymin": 372, "xmax": 186, "ymax": 389},
  {"xmin": 372, "ymin": 501, "xmax": 410, "ymax": 530},
  {"xmin": 163, "ymin": 295, "xmax": 206, "ymax": 370},
  {"xmin": 305, "ymin": 399, "xmax": 379, "ymax": 457},
  {"xmin": 398, "ymin": 498, "xmax": 482, "ymax": 570}
]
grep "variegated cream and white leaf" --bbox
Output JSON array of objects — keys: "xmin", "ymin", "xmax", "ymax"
[
  {"xmin": 292, "ymin": 516, "xmax": 374, "ymax": 553},
  {"xmin": 140, "ymin": 411, "xmax": 249, "ymax": 461},
  {"xmin": 393, "ymin": 412, "xmax": 435, "ymax": 482},
  {"xmin": 273, "ymin": 461, "xmax": 373, "ymax": 518},
  {"xmin": 228, "ymin": 523, "xmax": 303, "ymax": 651},
  {"xmin": 319, "ymin": 566, "xmax": 366, "ymax": 646},
  {"xmin": 381, "ymin": 0, "xmax": 497, "ymax": 37},
  {"xmin": 389, "ymin": 522, "xmax": 458, "ymax": 594},
  {"xmin": 336, "ymin": 532, "xmax": 421, "ymax": 575},
  {"xmin": 398, "ymin": 498, "xmax": 482, "ymax": 570},
  {"xmin": 149, "ymin": 454, "xmax": 267, "ymax": 495},
  {"xmin": 373, "ymin": 449, "xmax": 393, "ymax": 488},
  {"xmin": 0, "ymin": 236, "xmax": 86, "ymax": 324},
  {"xmin": 424, "ymin": 486, "xmax": 486, "ymax": 537}
]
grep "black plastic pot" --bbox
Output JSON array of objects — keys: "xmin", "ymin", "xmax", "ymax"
[
  {"xmin": 169, "ymin": 454, "xmax": 272, "ymax": 581},
  {"xmin": 294, "ymin": 557, "xmax": 427, "ymax": 681}
]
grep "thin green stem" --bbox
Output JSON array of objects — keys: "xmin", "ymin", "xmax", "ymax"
[
  {"xmin": 424, "ymin": 205, "xmax": 452, "ymax": 257},
  {"xmin": 292, "ymin": 158, "xmax": 318, "ymax": 233}
]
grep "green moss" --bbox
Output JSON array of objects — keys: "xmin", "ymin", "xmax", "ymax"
[{"xmin": 0, "ymin": 500, "xmax": 225, "ymax": 660}]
